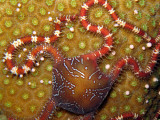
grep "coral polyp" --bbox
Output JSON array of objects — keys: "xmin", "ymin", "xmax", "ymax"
[{"xmin": 0, "ymin": 0, "xmax": 159, "ymax": 120}]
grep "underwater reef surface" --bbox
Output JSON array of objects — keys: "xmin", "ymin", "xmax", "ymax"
[{"xmin": 0, "ymin": 0, "xmax": 159, "ymax": 119}]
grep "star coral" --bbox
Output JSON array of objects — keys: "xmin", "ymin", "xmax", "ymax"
[{"xmin": 0, "ymin": 0, "xmax": 159, "ymax": 120}]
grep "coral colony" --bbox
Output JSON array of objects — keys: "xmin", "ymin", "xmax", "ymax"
[{"xmin": 0, "ymin": 0, "xmax": 159, "ymax": 119}]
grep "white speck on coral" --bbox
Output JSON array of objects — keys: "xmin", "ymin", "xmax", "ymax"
[
  {"xmin": 112, "ymin": 51, "xmax": 116, "ymax": 56},
  {"xmin": 153, "ymin": 77, "xmax": 158, "ymax": 82},
  {"xmin": 146, "ymin": 42, "xmax": 152, "ymax": 47},
  {"xmin": 4, "ymin": 68, "xmax": 8, "ymax": 70},
  {"xmin": 36, "ymin": 62, "xmax": 40, "ymax": 66},
  {"xmin": 40, "ymin": 80, "xmax": 44, "ymax": 83},
  {"xmin": 134, "ymin": 10, "xmax": 138, "ymax": 14},
  {"xmin": 17, "ymin": 3, "xmax": 21, "ymax": 7},
  {"xmin": 105, "ymin": 64, "xmax": 110, "ymax": 70},
  {"xmin": 48, "ymin": 81, "xmax": 52, "ymax": 84},
  {"xmin": 28, "ymin": 82, "xmax": 31, "ymax": 85},
  {"xmin": 16, "ymin": 8, "xmax": 20, "ymax": 12},
  {"xmin": 33, "ymin": 31, "xmax": 36, "ymax": 35},
  {"xmin": 145, "ymin": 84, "xmax": 149, "ymax": 89},
  {"xmin": 129, "ymin": 44, "xmax": 134, "ymax": 49},
  {"xmin": 31, "ymin": 68, "xmax": 35, "ymax": 72},
  {"xmin": 70, "ymin": 27, "xmax": 74, "ymax": 32},
  {"xmin": 125, "ymin": 91, "xmax": 130, "ymax": 95},
  {"xmin": 18, "ymin": 54, "xmax": 21, "ymax": 58},
  {"xmin": 48, "ymin": 17, "xmax": 52, "ymax": 22},
  {"xmin": 145, "ymin": 100, "xmax": 149, "ymax": 103},
  {"xmin": 142, "ymin": 46, "xmax": 146, "ymax": 50},
  {"xmin": 40, "ymin": 57, "xmax": 44, "ymax": 61},
  {"xmin": 19, "ymin": 74, "xmax": 23, "ymax": 78},
  {"xmin": 23, "ymin": 48, "xmax": 27, "ymax": 52}
]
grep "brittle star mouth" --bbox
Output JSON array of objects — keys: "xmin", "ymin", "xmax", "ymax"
[{"xmin": 3, "ymin": 0, "xmax": 160, "ymax": 119}]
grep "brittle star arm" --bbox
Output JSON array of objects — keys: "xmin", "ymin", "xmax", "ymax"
[
  {"xmin": 5, "ymin": 45, "xmax": 62, "ymax": 119},
  {"xmin": 4, "ymin": 44, "xmax": 62, "ymax": 77},
  {"xmin": 110, "ymin": 42, "xmax": 159, "ymax": 81},
  {"xmin": 153, "ymin": 109, "xmax": 160, "ymax": 120},
  {"xmin": 80, "ymin": 2, "xmax": 113, "ymax": 60},
  {"xmin": 110, "ymin": 112, "xmax": 142, "ymax": 120},
  {"xmin": 80, "ymin": 0, "xmax": 158, "ymax": 44},
  {"xmin": 7, "ymin": 98, "xmax": 56, "ymax": 120},
  {"xmin": 80, "ymin": 0, "xmax": 160, "ymax": 79},
  {"xmin": 36, "ymin": 98, "xmax": 56, "ymax": 120},
  {"xmin": 111, "ymin": 109, "xmax": 160, "ymax": 120},
  {"xmin": 3, "ymin": 15, "xmax": 76, "ymax": 77}
]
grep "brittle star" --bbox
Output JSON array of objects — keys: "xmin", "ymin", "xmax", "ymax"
[{"xmin": 4, "ymin": 0, "xmax": 160, "ymax": 119}]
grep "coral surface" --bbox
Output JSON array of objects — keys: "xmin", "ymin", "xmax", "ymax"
[{"xmin": 0, "ymin": 0, "xmax": 159, "ymax": 120}]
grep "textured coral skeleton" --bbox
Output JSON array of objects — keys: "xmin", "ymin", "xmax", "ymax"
[{"xmin": 1, "ymin": 0, "xmax": 160, "ymax": 119}]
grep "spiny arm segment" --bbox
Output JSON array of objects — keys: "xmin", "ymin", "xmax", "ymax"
[
  {"xmin": 153, "ymin": 109, "xmax": 160, "ymax": 120},
  {"xmin": 36, "ymin": 98, "xmax": 56, "ymax": 120},
  {"xmin": 110, "ymin": 112, "xmax": 142, "ymax": 120}
]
